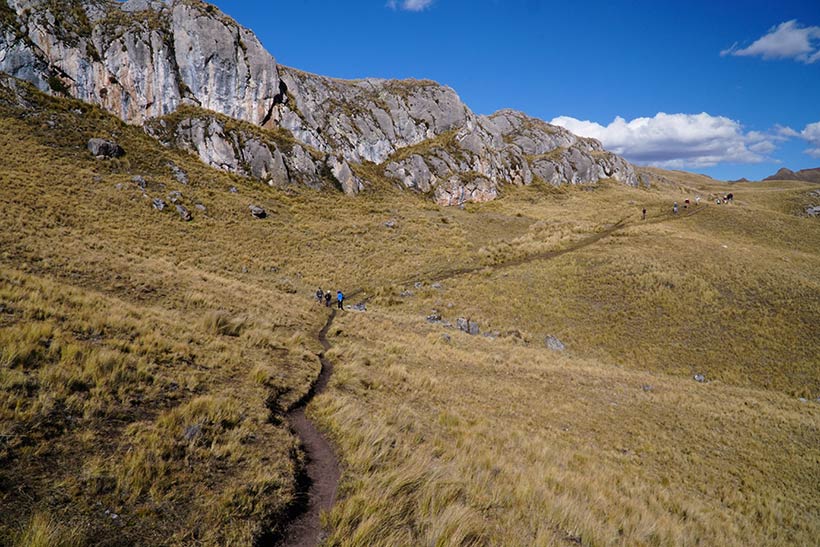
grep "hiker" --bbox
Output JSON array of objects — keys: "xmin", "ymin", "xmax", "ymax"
[
  {"xmin": 673, "ymin": 202, "xmax": 678, "ymax": 214},
  {"xmin": 695, "ymin": 195, "xmax": 701, "ymax": 205},
  {"xmin": 642, "ymin": 208, "xmax": 646, "ymax": 220},
  {"xmin": 684, "ymin": 199, "xmax": 690, "ymax": 209},
  {"xmin": 324, "ymin": 291, "xmax": 331, "ymax": 307},
  {"xmin": 337, "ymin": 290, "xmax": 344, "ymax": 310},
  {"xmin": 315, "ymin": 287, "xmax": 323, "ymax": 305},
  {"xmin": 726, "ymin": 193, "xmax": 734, "ymax": 203}
]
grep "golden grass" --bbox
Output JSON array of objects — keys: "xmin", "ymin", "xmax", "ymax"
[{"xmin": 1, "ymin": 77, "xmax": 819, "ymax": 544}]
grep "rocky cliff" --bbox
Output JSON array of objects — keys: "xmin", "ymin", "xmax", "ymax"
[
  {"xmin": 0, "ymin": 0, "xmax": 641, "ymax": 204},
  {"xmin": 0, "ymin": 0, "xmax": 277, "ymax": 125}
]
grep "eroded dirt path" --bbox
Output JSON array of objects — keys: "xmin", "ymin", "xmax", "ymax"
[
  {"xmin": 274, "ymin": 206, "xmax": 706, "ymax": 546},
  {"xmin": 276, "ymin": 311, "xmax": 340, "ymax": 547}
]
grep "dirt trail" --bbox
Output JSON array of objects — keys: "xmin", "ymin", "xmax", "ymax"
[
  {"xmin": 275, "ymin": 311, "xmax": 340, "ymax": 547},
  {"xmin": 273, "ymin": 206, "xmax": 706, "ymax": 546}
]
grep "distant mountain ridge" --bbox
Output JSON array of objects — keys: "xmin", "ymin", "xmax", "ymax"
[
  {"xmin": 0, "ymin": 0, "xmax": 642, "ymax": 204},
  {"xmin": 762, "ymin": 167, "xmax": 820, "ymax": 183}
]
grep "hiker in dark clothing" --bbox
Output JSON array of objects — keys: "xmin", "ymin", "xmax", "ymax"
[
  {"xmin": 316, "ymin": 288, "xmax": 324, "ymax": 305},
  {"xmin": 642, "ymin": 208, "xmax": 647, "ymax": 220},
  {"xmin": 324, "ymin": 292, "xmax": 331, "ymax": 307},
  {"xmin": 337, "ymin": 290, "xmax": 344, "ymax": 310}
]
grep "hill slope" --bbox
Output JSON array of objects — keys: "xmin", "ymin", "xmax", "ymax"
[
  {"xmin": 763, "ymin": 166, "xmax": 820, "ymax": 183},
  {"xmin": 1, "ymin": 73, "xmax": 819, "ymax": 545}
]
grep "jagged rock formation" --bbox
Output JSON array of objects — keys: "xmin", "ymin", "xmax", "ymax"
[
  {"xmin": 0, "ymin": 0, "xmax": 277, "ymax": 125},
  {"xmin": 0, "ymin": 0, "xmax": 641, "ymax": 204}
]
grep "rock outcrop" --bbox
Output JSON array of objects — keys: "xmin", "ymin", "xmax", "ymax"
[
  {"xmin": 0, "ymin": 0, "xmax": 278, "ymax": 125},
  {"xmin": 1, "ymin": 0, "xmax": 643, "ymax": 204}
]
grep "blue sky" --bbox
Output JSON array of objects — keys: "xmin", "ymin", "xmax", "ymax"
[{"xmin": 213, "ymin": 0, "xmax": 820, "ymax": 180}]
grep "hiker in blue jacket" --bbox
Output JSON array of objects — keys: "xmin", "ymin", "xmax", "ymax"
[{"xmin": 337, "ymin": 290, "xmax": 344, "ymax": 310}]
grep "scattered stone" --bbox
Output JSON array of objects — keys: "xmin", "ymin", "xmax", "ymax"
[
  {"xmin": 229, "ymin": 186, "xmax": 238, "ymax": 193},
  {"xmin": 441, "ymin": 333, "xmax": 451, "ymax": 343},
  {"xmin": 168, "ymin": 190, "xmax": 182, "ymax": 203},
  {"xmin": 351, "ymin": 302, "xmax": 367, "ymax": 312},
  {"xmin": 431, "ymin": 282, "xmax": 443, "ymax": 289},
  {"xmin": 414, "ymin": 281, "xmax": 424, "ymax": 289},
  {"xmin": 249, "ymin": 205, "xmax": 267, "ymax": 219},
  {"xmin": 456, "ymin": 317, "xmax": 479, "ymax": 335},
  {"xmin": 152, "ymin": 198, "xmax": 166, "ymax": 211},
  {"xmin": 92, "ymin": 176, "xmax": 102, "ymax": 183},
  {"xmin": 693, "ymin": 374, "xmax": 706, "ymax": 383},
  {"xmin": 483, "ymin": 331, "xmax": 499, "ymax": 339},
  {"xmin": 544, "ymin": 335, "xmax": 565, "ymax": 352},
  {"xmin": 384, "ymin": 219, "xmax": 397, "ymax": 228},
  {"xmin": 183, "ymin": 423, "xmax": 202, "ymax": 441},
  {"xmin": 241, "ymin": 266, "xmax": 248, "ymax": 273},
  {"xmin": 87, "ymin": 138, "xmax": 124, "ymax": 158},
  {"xmin": 400, "ymin": 290, "xmax": 414, "ymax": 297},
  {"xmin": 642, "ymin": 384, "xmax": 653, "ymax": 392},
  {"xmin": 442, "ymin": 320, "xmax": 453, "ymax": 328},
  {"xmin": 426, "ymin": 312, "xmax": 442, "ymax": 323},
  {"xmin": 195, "ymin": 203, "xmax": 207, "ymax": 211},
  {"xmin": 806, "ymin": 206, "xmax": 820, "ymax": 217},
  {"xmin": 115, "ymin": 183, "xmax": 124, "ymax": 190},
  {"xmin": 167, "ymin": 161, "xmax": 189, "ymax": 184},
  {"xmin": 131, "ymin": 175, "xmax": 146, "ymax": 189},
  {"xmin": 176, "ymin": 204, "xmax": 192, "ymax": 221}
]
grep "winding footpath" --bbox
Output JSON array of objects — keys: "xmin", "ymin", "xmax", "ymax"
[{"xmin": 275, "ymin": 206, "xmax": 707, "ymax": 546}]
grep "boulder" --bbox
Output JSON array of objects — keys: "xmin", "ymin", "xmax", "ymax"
[
  {"xmin": 456, "ymin": 317, "xmax": 479, "ymax": 335},
  {"xmin": 249, "ymin": 205, "xmax": 267, "ymax": 219},
  {"xmin": 88, "ymin": 138, "xmax": 124, "ymax": 158},
  {"xmin": 176, "ymin": 204, "xmax": 192, "ymax": 221},
  {"xmin": 544, "ymin": 335, "xmax": 565, "ymax": 352}
]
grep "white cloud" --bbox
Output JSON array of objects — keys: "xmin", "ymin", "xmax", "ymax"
[
  {"xmin": 550, "ymin": 112, "xmax": 778, "ymax": 168},
  {"xmin": 387, "ymin": 0, "xmax": 434, "ymax": 11},
  {"xmin": 800, "ymin": 121, "xmax": 820, "ymax": 158},
  {"xmin": 721, "ymin": 20, "xmax": 820, "ymax": 63}
]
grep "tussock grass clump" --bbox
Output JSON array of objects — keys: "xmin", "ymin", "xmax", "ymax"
[
  {"xmin": 202, "ymin": 309, "xmax": 247, "ymax": 337},
  {"xmin": 13, "ymin": 513, "xmax": 83, "ymax": 547}
]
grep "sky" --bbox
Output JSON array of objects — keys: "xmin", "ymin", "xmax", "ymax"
[{"xmin": 212, "ymin": 0, "xmax": 820, "ymax": 180}]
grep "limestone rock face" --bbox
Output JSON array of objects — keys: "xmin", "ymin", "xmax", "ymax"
[
  {"xmin": 270, "ymin": 67, "xmax": 470, "ymax": 165},
  {"xmin": 0, "ymin": 0, "xmax": 278, "ymax": 125},
  {"xmin": 144, "ymin": 107, "xmax": 356, "ymax": 192},
  {"xmin": 1, "ymin": 1, "xmax": 641, "ymax": 203}
]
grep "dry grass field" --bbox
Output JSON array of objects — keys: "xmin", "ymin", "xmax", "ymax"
[{"xmin": 1, "ymin": 78, "xmax": 818, "ymax": 545}]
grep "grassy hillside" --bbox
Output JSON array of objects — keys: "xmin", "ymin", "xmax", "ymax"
[{"xmin": 1, "ymin": 77, "xmax": 818, "ymax": 545}]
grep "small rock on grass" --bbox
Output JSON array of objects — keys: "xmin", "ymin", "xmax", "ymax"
[
  {"xmin": 544, "ymin": 335, "xmax": 565, "ymax": 352},
  {"xmin": 249, "ymin": 205, "xmax": 266, "ymax": 219},
  {"xmin": 152, "ymin": 198, "xmax": 166, "ymax": 211},
  {"xmin": 176, "ymin": 204, "xmax": 192, "ymax": 221},
  {"xmin": 456, "ymin": 317, "xmax": 479, "ymax": 335},
  {"xmin": 693, "ymin": 374, "xmax": 706, "ymax": 383}
]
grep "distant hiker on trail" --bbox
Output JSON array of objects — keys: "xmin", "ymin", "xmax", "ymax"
[
  {"xmin": 726, "ymin": 193, "xmax": 734, "ymax": 203},
  {"xmin": 684, "ymin": 199, "xmax": 690, "ymax": 209},
  {"xmin": 324, "ymin": 291, "xmax": 331, "ymax": 307},
  {"xmin": 316, "ymin": 288, "xmax": 324, "ymax": 305},
  {"xmin": 695, "ymin": 195, "xmax": 701, "ymax": 205},
  {"xmin": 673, "ymin": 202, "xmax": 679, "ymax": 214},
  {"xmin": 337, "ymin": 290, "xmax": 344, "ymax": 310},
  {"xmin": 642, "ymin": 208, "xmax": 647, "ymax": 220}
]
